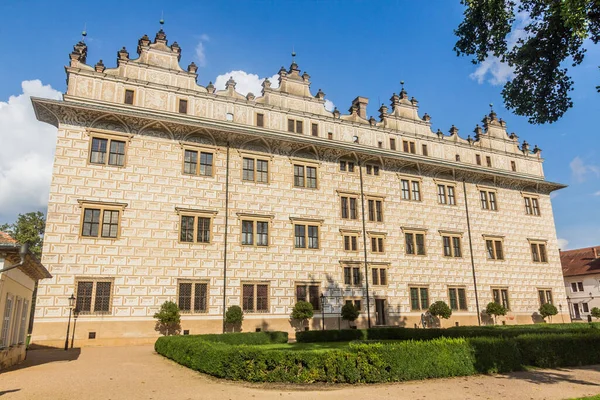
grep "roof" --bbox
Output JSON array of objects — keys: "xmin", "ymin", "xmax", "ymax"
[
  {"xmin": 0, "ymin": 232, "xmax": 52, "ymax": 280},
  {"xmin": 560, "ymin": 246, "xmax": 600, "ymax": 277}
]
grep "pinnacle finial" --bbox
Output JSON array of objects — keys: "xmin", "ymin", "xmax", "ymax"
[
  {"xmin": 489, "ymin": 103, "xmax": 494, "ymax": 112},
  {"xmin": 292, "ymin": 46, "xmax": 296, "ymax": 62},
  {"xmin": 400, "ymin": 80, "xmax": 405, "ymax": 88},
  {"xmin": 160, "ymin": 10, "xmax": 165, "ymax": 26},
  {"xmin": 81, "ymin": 23, "xmax": 87, "ymax": 42}
]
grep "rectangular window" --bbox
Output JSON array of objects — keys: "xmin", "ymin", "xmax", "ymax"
[
  {"xmin": 448, "ymin": 287, "xmax": 468, "ymax": 311},
  {"xmin": 456, "ymin": 154, "xmax": 461, "ymax": 162},
  {"xmin": 183, "ymin": 149, "xmax": 213, "ymax": 176},
  {"xmin": 511, "ymin": 161, "xmax": 516, "ymax": 172},
  {"xmin": 492, "ymin": 288, "xmax": 510, "ymax": 310},
  {"xmin": 480, "ymin": 190, "xmax": 498, "ymax": 211},
  {"xmin": 178, "ymin": 281, "xmax": 208, "ymax": 313},
  {"xmin": 296, "ymin": 284, "xmax": 321, "ymax": 311},
  {"xmin": 405, "ymin": 232, "xmax": 426, "ymax": 255},
  {"xmin": 367, "ymin": 199, "xmax": 383, "ymax": 222},
  {"xmin": 366, "ymin": 164, "xmax": 380, "ymax": 175},
  {"xmin": 288, "ymin": 119, "xmax": 303, "ymax": 133},
  {"xmin": 486, "ymin": 156, "xmax": 492, "ymax": 167},
  {"xmin": 178, "ymin": 99, "xmax": 188, "ymax": 114},
  {"xmin": 340, "ymin": 196, "xmax": 359, "ymax": 220},
  {"xmin": 530, "ymin": 242, "xmax": 548, "ymax": 263},
  {"xmin": 18, "ymin": 299, "xmax": 29, "ymax": 344},
  {"xmin": 1, "ymin": 295, "xmax": 13, "ymax": 347},
  {"xmin": 81, "ymin": 206, "xmax": 121, "ymax": 239},
  {"xmin": 378, "ymin": 141, "xmax": 383, "ymax": 148},
  {"xmin": 90, "ymin": 137, "xmax": 126, "ymax": 167},
  {"xmin": 340, "ymin": 161, "xmax": 355, "ymax": 172},
  {"xmin": 410, "ymin": 287, "xmax": 429, "ymax": 311},
  {"xmin": 311, "ymin": 123, "xmax": 318, "ymax": 137},
  {"xmin": 76, "ymin": 280, "xmax": 113, "ymax": 315},
  {"xmin": 371, "ymin": 267, "xmax": 388, "ymax": 286},
  {"xmin": 422, "ymin": 144, "xmax": 428, "ymax": 156},
  {"xmin": 294, "ymin": 164, "xmax": 317, "ymax": 188},
  {"xmin": 241, "ymin": 220, "xmax": 269, "ymax": 247},
  {"xmin": 242, "ymin": 157, "xmax": 269, "ymax": 183},
  {"xmin": 538, "ymin": 289, "xmax": 553, "ymax": 306},
  {"xmin": 390, "ymin": 138, "xmax": 396, "ymax": 150},
  {"xmin": 485, "ymin": 239, "xmax": 504, "ymax": 260},
  {"xmin": 437, "ymin": 184, "xmax": 456, "ymax": 205},
  {"xmin": 403, "ymin": 140, "xmax": 416, "ymax": 154},
  {"xmin": 124, "ymin": 89, "xmax": 134, "ymax": 105},
  {"xmin": 524, "ymin": 196, "xmax": 541, "ymax": 216},
  {"xmin": 343, "ymin": 266, "xmax": 361, "ymax": 285},
  {"xmin": 179, "ymin": 215, "xmax": 211, "ymax": 243},
  {"xmin": 583, "ymin": 303, "xmax": 590, "ymax": 313},
  {"xmin": 343, "ymin": 234, "xmax": 358, "ymax": 251},
  {"xmin": 294, "ymin": 224, "xmax": 319, "ymax": 249},
  {"xmin": 345, "ymin": 299, "xmax": 362, "ymax": 311},
  {"xmin": 400, "ymin": 179, "xmax": 421, "ymax": 201},
  {"xmin": 242, "ymin": 283, "xmax": 269, "ymax": 313},
  {"xmin": 442, "ymin": 235, "xmax": 462, "ymax": 257},
  {"xmin": 475, "ymin": 154, "xmax": 481, "ymax": 165},
  {"xmin": 256, "ymin": 113, "xmax": 264, "ymax": 127},
  {"xmin": 328, "ymin": 132, "xmax": 333, "ymax": 140},
  {"xmin": 370, "ymin": 236, "xmax": 385, "ymax": 253}
]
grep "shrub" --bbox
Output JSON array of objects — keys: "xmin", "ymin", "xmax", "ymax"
[
  {"xmin": 341, "ymin": 303, "xmax": 360, "ymax": 327},
  {"xmin": 538, "ymin": 303, "xmax": 558, "ymax": 322},
  {"xmin": 591, "ymin": 307, "xmax": 600, "ymax": 320},
  {"xmin": 153, "ymin": 301, "xmax": 181, "ymax": 336},
  {"xmin": 225, "ymin": 305, "xmax": 243, "ymax": 332},
  {"xmin": 429, "ymin": 301, "xmax": 452, "ymax": 326},
  {"xmin": 485, "ymin": 302, "xmax": 507, "ymax": 324},
  {"xmin": 516, "ymin": 332, "xmax": 600, "ymax": 368},
  {"xmin": 291, "ymin": 301, "xmax": 314, "ymax": 331}
]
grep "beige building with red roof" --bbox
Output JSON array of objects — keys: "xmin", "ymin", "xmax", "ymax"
[{"xmin": 560, "ymin": 246, "xmax": 600, "ymax": 321}]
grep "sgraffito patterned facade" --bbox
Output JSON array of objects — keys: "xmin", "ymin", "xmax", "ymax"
[{"xmin": 31, "ymin": 28, "xmax": 568, "ymax": 346}]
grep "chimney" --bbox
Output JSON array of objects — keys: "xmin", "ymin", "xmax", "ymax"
[
  {"xmin": 594, "ymin": 247, "xmax": 598, "ymax": 259},
  {"xmin": 351, "ymin": 97, "xmax": 369, "ymax": 120}
]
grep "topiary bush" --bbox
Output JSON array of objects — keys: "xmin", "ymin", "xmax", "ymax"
[
  {"xmin": 485, "ymin": 302, "xmax": 507, "ymax": 325},
  {"xmin": 429, "ymin": 301, "xmax": 452, "ymax": 327},
  {"xmin": 341, "ymin": 303, "xmax": 360, "ymax": 328},
  {"xmin": 591, "ymin": 307, "xmax": 600, "ymax": 320},
  {"xmin": 153, "ymin": 301, "xmax": 181, "ymax": 336},
  {"xmin": 225, "ymin": 305, "xmax": 243, "ymax": 332},
  {"xmin": 290, "ymin": 301, "xmax": 314, "ymax": 331},
  {"xmin": 538, "ymin": 303, "xmax": 558, "ymax": 322}
]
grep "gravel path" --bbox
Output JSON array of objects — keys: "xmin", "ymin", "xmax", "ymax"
[{"xmin": 1, "ymin": 345, "xmax": 600, "ymax": 400}]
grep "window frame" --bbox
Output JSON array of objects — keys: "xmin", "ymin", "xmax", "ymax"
[
  {"xmin": 403, "ymin": 228, "xmax": 427, "ymax": 256},
  {"xmin": 484, "ymin": 236, "xmax": 505, "ymax": 260},
  {"xmin": 292, "ymin": 161, "xmax": 318, "ymax": 189},
  {"xmin": 177, "ymin": 279, "xmax": 209, "ymax": 314},
  {"xmin": 238, "ymin": 213, "xmax": 273, "ymax": 247},
  {"xmin": 78, "ymin": 200, "xmax": 127, "ymax": 240},
  {"xmin": 87, "ymin": 130, "xmax": 132, "ymax": 168},
  {"xmin": 486, "ymin": 156, "xmax": 492, "ymax": 167},
  {"xmin": 491, "ymin": 287, "xmax": 510, "ymax": 310},
  {"xmin": 435, "ymin": 181, "xmax": 457, "ymax": 205},
  {"xmin": 124, "ymin": 89, "xmax": 135, "ymax": 105},
  {"xmin": 529, "ymin": 240, "xmax": 548, "ymax": 263},
  {"xmin": 422, "ymin": 144, "xmax": 428, "ymax": 156},
  {"xmin": 478, "ymin": 187, "xmax": 499, "ymax": 211},
  {"xmin": 241, "ymin": 282, "xmax": 270, "ymax": 313},
  {"xmin": 368, "ymin": 232, "xmax": 386, "ymax": 254},
  {"xmin": 339, "ymin": 192, "xmax": 360, "ymax": 220},
  {"xmin": 176, "ymin": 208, "xmax": 217, "ymax": 244},
  {"xmin": 399, "ymin": 176, "xmax": 422, "ymax": 202},
  {"xmin": 256, "ymin": 112, "xmax": 265, "ymax": 127},
  {"xmin": 390, "ymin": 138, "xmax": 397, "ymax": 150},
  {"xmin": 340, "ymin": 229, "xmax": 360, "ymax": 252},
  {"xmin": 370, "ymin": 265, "xmax": 389, "ymax": 286},
  {"xmin": 295, "ymin": 283, "xmax": 321, "ymax": 311},
  {"xmin": 440, "ymin": 231, "xmax": 463, "ymax": 258},
  {"xmin": 448, "ymin": 287, "xmax": 468, "ymax": 311},
  {"xmin": 311, "ymin": 123, "xmax": 319, "ymax": 137},
  {"xmin": 402, "ymin": 140, "xmax": 416, "ymax": 154},
  {"xmin": 291, "ymin": 218, "xmax": 322, "ymax": 250},
  {"xmin": 75, "ymin": 278, "xmax": 115, "ymax": 315},
  {"xmin": 344, "ymin": 298, "xmax": 363, "ymax": 311},
  {"xmin": 522, "ymin": 193, "xmax": 541, "ymax": 216},
  {"xmin": 241, "ymin": 155, "xmax": 270, "ymax": 184},
  {"xmin": 409, "ymin": 286, "xmax": 430, "ymax": 311},
  {"xmin": 287, "ymin": 118, "xmax": 303, "ymax": 134},
  {"xmin": 537, "ymin": 288, "xmax": 553, "ymax": 306},
  {"xmin": 366, "ymin": 197, "xmax": 384, "ymax": 223},
  {"xmin": 178, "ymin": 98, "xmax": 188, "ymax": 114},
  {"xmin": 342, "ymin": 264, "xmax": 362, "ymax": 286},
  {"xmin": 182, "ymin": 146, "xmax": 215, "ymax": 177}
]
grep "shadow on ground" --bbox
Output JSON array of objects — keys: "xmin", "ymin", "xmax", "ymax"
[
  {"xmin": 3, "ymin": 347, "xmax": 81, "ymax": 373},
  {"xmin": 498, "ymin": 365, "xmax": 600, "ymax": 387}
]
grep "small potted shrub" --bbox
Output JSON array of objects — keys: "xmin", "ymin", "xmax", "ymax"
[
  {"xmin": 291, "ymin": 301, "xmax": 314, "ymax": 331},
  {"xmin": 591, "ymin": 307, "xmax": 600, "ymax": 320},
  {"xmin": 538, "ymin": 303, "xmax": 558, "ymax": 323},
  {"xmin": 485, "ymin": 302, "xmax": 507, "ymax": 325},
  {"xmin": 428, "ymin": 301, "xmax": 452, "ymax": 328},
  {"xmin": 341, "ymin": 303, "xmax": 360, "ymax": 329},
  {"xmin": 154, "ymin": 301, "xmax": 181, "ymax": 336},
  {"xmin": 225, "ymin": 305, "xmax": 244, "ymax": 332}
]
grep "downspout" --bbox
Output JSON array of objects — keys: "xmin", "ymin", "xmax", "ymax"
[
  {"xmin": 358, "ymin": 162, "xmax": 372, "ymax": 328},
  {"xmin": 462, "ymin": 179, "xmax": 481, "ymax": 326},
  {"xmin": 0, "ymin": 243, "xmax": 29, "ymax": 274},
  {"xmin": 222, "ymin": 142, "xmax": 231, "ymax": 333}
]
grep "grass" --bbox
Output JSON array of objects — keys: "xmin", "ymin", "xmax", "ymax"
[
  {"xmin": 567, "ymin": 396, "xmax": 600, "ymax": 400},
  {"xmin": 259, "ymin": 341, "xmax": 350, "ymax": 351}
]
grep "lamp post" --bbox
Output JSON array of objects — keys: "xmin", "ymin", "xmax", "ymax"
[
  {"xmin": 320, "ymin": 293, "xmax": 325, "ymax": 331},
  {"xmin": 70, "ymin": 308, "xmax": 80, "ymax": 349},
  {"xmin": 566, "ymin": 296, "xmax": 573, "ymax": 322},
  {"xmin": 559, "ymin": 304, "xmax": 564, "ymax": 323},
  {"xmin": 64, "ymin": 294, "xmax": 75, "ymax": 351}
]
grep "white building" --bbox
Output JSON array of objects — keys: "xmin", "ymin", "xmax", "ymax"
[{"xmin": 561, "ymin": 246, "xmax": 600, "ymax": 321}]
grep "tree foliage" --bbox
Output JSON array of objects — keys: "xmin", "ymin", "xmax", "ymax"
[
  {"xmin": 153, "ymin": 301, "xmax": 181, "ymax": 336},
  {"xmin": 291, "ymin": 301, "xmax": 314, "ymax": 330},
  {"xmin": 0, "ymin": 211, "xmax": 46, "ymax": 258},
  {"xmin": 429, "ymin": 301, "xmax": 453, "ymax": 320},
  {"xmin": 341, "ymin": 303, "xmax": 360, "ymax": 323},
  {"xmin": 225, "ymin": 305, "xmax": 244, "ymax": 331},
  {"xmin": 591, "ymin": 307, "xmax": 600, "ymax": 320},
  {"xmin": 455, "ymin": 0, "xmax": 600, "ymax": 124},
  {"xmin": 538, "ymin": 303, "xmax": 558, "ymax": 321},
  {"xmin": 485, "ymin": 302, "xmax": 508, "ymax": 324}
]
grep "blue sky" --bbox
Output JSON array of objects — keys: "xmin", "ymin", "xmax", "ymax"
[{"xmin": 0, "ymin": 1, "xmax": 598, "ymax": 249}]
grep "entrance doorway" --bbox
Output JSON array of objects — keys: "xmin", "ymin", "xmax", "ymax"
[
  {"xmin": 573, "ymin": 303, "xmax": 581, "ymax": 319},
  {"xmin": 375, "ymin": 299, "xmax": 387, "ymax": 325}
]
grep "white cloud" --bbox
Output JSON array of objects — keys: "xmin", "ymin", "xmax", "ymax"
[
  {"xmin": 557, "ymin": 238, "xmax": 569, "ymax": 251},
  {"xmin": 195, "ymin": 34, "xmax": 209, "ymax": 67},
  {"xmin": 549, "ymin": 192, "xmax": 559, "ymax": 199},
  {"xmin": 570, "ymin": 156, "xmax": 600, "ymax": 183},
  {"xmin": 214, "ymin": 70, "xmax": 280, "ymax": 97},
  {"xmin": 593, "ymin": 191, "xmax": 600, "ymax": 196},
  {"xmin": 0, "ymin": 80, "xmax": 61, "ymax": 224},
  {"xmin": 470, "ymin": 11, "xmax": 530, "ymax": 85},
  {"xmin": 324, "ymin": 99, "xmax": 335, "ymax": 112}
]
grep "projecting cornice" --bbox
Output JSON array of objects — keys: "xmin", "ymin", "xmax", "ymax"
[{"xmin": 31, "ymin": 97, "xmax": 566, "ymax": 194}]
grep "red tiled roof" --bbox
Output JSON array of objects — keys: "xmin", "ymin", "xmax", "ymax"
[
  {"xmin": 560, "ymin": 246, "xmax": 600, "ymax": 277},
  {"xmin": 0, "ymin": 231, "xmax": 18, "ymax": 245}
]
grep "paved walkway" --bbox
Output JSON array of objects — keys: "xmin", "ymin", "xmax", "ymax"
[{"xmin": 1, "ymin": 345, "xmax": 600, "ymax": 400}]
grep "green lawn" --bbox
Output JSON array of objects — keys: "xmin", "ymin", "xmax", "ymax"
[{"xmin": 567, "ymin": 396, "xmax": 600, "ymax": 400}]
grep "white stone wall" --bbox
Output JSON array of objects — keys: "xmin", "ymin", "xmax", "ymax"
[{"xmin": 564, "ymin": 275, "xmax": 600, "ymax": 320}]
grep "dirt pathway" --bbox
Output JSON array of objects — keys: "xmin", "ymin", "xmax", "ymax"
[{"xmin": 1, "ymin": 345, "xmax": 599, "ymax": 400}]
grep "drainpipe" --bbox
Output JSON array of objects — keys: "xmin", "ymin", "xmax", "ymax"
[
  {"xmin": 222, "ymin": 142, "xmax": 231, "ymax": 333},
  {"xmin": 0, "ymin": 243, "xmax": 29, "ymax": 274},
  {"xmin": 462, "ymin": 179, "xmax": 481, "ymax": 326},
  {"xmin": 358, "ymin": 161, "xmax": 372, "ymax": 329}
]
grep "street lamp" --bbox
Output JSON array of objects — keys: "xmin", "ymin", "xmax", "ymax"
[
  {"xmin": 71, "ymin": 307, "xmax": 80, "ymax": 349},
  {"xmin": 320, "ymin": 294, "xmax": 325, "ymax": 331},
  {"xmin": 64, "ymin": 294, "xmax": 75, "ymax": 351}
]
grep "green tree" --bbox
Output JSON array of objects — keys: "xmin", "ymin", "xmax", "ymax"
[
  {"xmin": 591, "ymin": 307, "xmax": 600, "ymax": 320},
  {"xmin": 341, "ymin": 303, "xmax": 360, "ymax": 328},
  {"xmin": 428, "ymin": 301, "xmax": 453, "ymax": 327},
  {"xmin": 153, "ymin": 301, "xmax": 181, "ymax": 336},
  {"xmin": 454, "ymin": 0, "xmax": 600, "ymax": 124},
  {"xmin": 538, "ymin": 302, "xmax": 558, "ymax": 322},
  {"xmin": 225, "ymin": 305, "xmax": 244, "ymax": 332},
  {"xmin": 0, "ymin": 211, "xmax": 46, "ymax": 258},
  {"xmin": 290, "ymin": 301, "xmax": 314, "ymax": 331},
  {"xmin": 485, "ymin": 302, "xmax": 507, "ymax": 325}
]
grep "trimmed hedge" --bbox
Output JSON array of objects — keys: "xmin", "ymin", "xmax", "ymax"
[
  {"xmin": 184, "ymin": 331, "xmax": 288, "ymax": 345},
  {"xmin": 155, "ymin": 331, "xmax": 600, "ymax": 383},
  {"xmin": 296, "ymin": 323, "xmax": 600, "ymax": 343}
]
